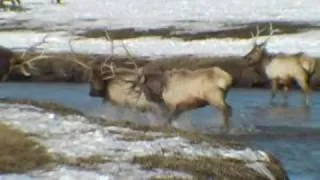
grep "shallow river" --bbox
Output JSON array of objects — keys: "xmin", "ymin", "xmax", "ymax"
[{"xmin": 0, "ymin": 82, "xmax": 319, "ymax": 180}]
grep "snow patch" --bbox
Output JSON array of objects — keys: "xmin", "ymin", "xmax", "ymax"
[{"xmin": 1, "ymin": 30, "xmax": 320, "ymax": 58}]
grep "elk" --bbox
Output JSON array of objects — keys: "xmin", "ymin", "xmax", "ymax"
[
  {"xmin": 90, "ymin": 60, "xmax": 234, "ymax": 129},
  {"xmin": 243, "ymin": 23, "xmax": 317, "ymax": 107},
  {"xmin": 0, "ymin": 35, "xmax": 53, "ymax": 82},
  {"xmin": 0, "ymin": 0, "xmax": 21, "ymax": 8},
  {"xmin": 66, "ymin": 31, "xmax": 234, "ymax": 130},
  {"xmin": 137, "ymin": 63, "xmax": 234, "ymax": 129},
  {"xmin": 65, "ymin": 32, "xmax": 160, "ymax": 113}
]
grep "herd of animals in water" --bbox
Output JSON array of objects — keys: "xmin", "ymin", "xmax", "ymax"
[{"xmin": 0, "ymin": 23, "xmax": 317, "ymax": 131}]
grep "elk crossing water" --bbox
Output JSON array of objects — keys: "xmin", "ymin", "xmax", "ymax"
[{"xmin": 0, "ymin": 82, "xmax": 319, "ymax": 180}]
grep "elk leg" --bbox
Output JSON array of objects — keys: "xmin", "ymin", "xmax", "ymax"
[
  {"xmin": 270, "ymin": 79, "xmax": 278, "ymax": 105},
  {"xmin": 282, "ymin": 85, "xmax": 289, "ymax": 107},
  {"xmin": 296, "ymin": 75, "xmax": 311, "ymax": 107},
  {"xmin": 208, "ymin": 91, "xmax": 232, "ymax": 130},
  {"xmin": 166, "ymin": 110, "xmax": 180, "ymax": 128}
]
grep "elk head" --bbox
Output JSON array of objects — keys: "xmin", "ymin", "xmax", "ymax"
[
  {"xmin": 244, "ymin": 23, "xmax": 275, "ymax": 66},
  {"xmin": 1, "ymin": 34, "xmax": 55, "ymax": 82},
  {"xmin": 66, "ymin": 31, "xmax": 144, "ymax": 98}
]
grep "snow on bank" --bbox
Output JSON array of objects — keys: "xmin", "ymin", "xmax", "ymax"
[
  {"xmin": 0, "ymin": 102, "xmax": 276, "ymax": 179},
  {"xmin": 1, "ymin": 29, "xmax": 320, "ymax": 58},
  {"xmin": 1, "ymin": 0, "xmax": 320, "ymax": 31}
]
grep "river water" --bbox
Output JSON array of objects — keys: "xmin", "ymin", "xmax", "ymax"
[{"xmin": 0, "ymin": 82, "xmax": 319, "ymax": 180}]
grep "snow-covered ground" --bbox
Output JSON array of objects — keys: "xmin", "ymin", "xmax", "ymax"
[
  {"xmin": 1, "ymin": 0, "xmax": 320, "ymax": 30},
  {"xmin": 1, "ymin": 0, "xmax": 320, "ymax": 57},
  {"xmin": 0, "ymin": 102, "xmax": 278, "ymax": 179},
  {"xmin": 1, "ymin": 1, "xmax": 319, "ymax": 179}
]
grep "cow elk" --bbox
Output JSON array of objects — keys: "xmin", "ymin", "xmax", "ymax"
[
  {"xmin": 243, "ymin": 23, "xmax": 317, "ymax": 107},
  {"xmin": 0, "ymin": 35, "xmax": 54, "ymax": 82}
]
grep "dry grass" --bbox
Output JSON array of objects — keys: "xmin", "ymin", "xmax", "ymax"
[
  {"xmin": 55, "ymin": 154, "xmax": 110, "ymax": 170},
  {"xmin": 94, "ymin": 119, "xmax": 245, "ymax": 149},
  {"xmin": 0, "ymin": 123, "xmax": 53, "ymax": 173},
  {"xmin": 110, "ymin": 129, "xmax": 169, "ymax": 141},
  {"xmin": 149, "ymin": 176, "xmax": 191, "ymax": 180},
  {"xmin": 132, "ymin": 155, "xmax": 271, "ymax": 180}
]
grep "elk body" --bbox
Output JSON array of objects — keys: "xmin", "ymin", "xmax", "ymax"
[
  {"xmin": 244, "ymin": 24, "xmax": 317, "ymax": 106},
  {"xmin": 66, "ymin": 31, "xmax": 234, "ymax": 129},
  {"xmin": 144, "ymin": 65, "xmax": 234, "ymax": 129},
  {"xmin": 89, "ymin": 63, "xmax": 234, "ymax": 129}
]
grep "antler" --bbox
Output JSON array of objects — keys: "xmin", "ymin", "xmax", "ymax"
[
  {"xmin": 9, "ymin": 35, "xmax": 58, "ymax": 76},
  {"xmin": 100, "ymin": 30, "xmax": 142, "ymax": 80},
  {"xmin": 263, "ymin": 23, "xmax": 276, "ymax": 43},
  {"xmin": 19, "ymin": 34, "xmax": 50, "ymax": 59},
  {"xmin": 67, "ymin": 38, "xmax": 92, "ymax": 70},
  {"xmin": 250, "ymin": 25, "xmax": 267, "ymax": 44},
  {"xmin": 250, "ymin": 23, "xmax": 276, "ymax": 45},
  {"xmin": 121, "ymin": 41, "xmax": 138, "ymax": 70}
]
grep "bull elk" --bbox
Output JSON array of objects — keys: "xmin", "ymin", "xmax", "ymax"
[
  {"xmin": 243, "ymin": 23, "xmax": 317, "ymax": 107},
  {"xmin": 66, "ymin": 31, "xmax": 234, "ymax": 130},
  {"xmin": 65, "ymin": 32, "xmax": 161, "ymax": 113},
  {"xmin": 0, "ymin": 35, "xmax": 53, "ymax": 82},
  {"xmin": 89, "ymin": 61, "xmax": 234, "ymax": 129}
]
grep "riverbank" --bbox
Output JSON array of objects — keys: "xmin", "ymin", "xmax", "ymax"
[
  {"xmin": 0, "ymin": 98, "xmax": 289, "ymax": 179},
  {"xmin": 6, "ymin": 52, "xmax": 320, "ymax": 90}
]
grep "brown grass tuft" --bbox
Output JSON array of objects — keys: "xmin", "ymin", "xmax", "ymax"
[
  {"xmin": 56, "ymin": 154, "xmax": 110, "ymax": 170},
  {"xmin": 93, "ymin": 119, "xmax": 245, "ymax": 149},
  {"xmin": 0, "ymin": 123, "xmax": 53, "ymax": 173},
  {"xmin": 132, "ymin": 154, "xmax": 270, "ymax": 180}
]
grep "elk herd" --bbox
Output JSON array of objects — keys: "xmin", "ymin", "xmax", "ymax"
[{"xmin": 0, "ymin": 23, "xmax": 317, "ymax": 131}]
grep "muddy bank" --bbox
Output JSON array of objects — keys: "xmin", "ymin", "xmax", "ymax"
[{"xmin": 6, "ymin": 51, "xmax": 320, "ymax": 90}]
